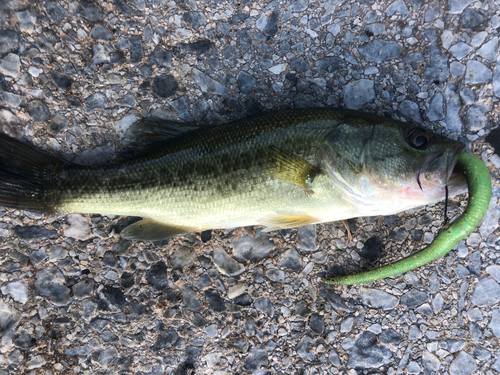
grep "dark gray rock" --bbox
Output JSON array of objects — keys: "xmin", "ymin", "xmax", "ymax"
[
  {"xmin": 358, "ymin": 40, "xmax": 402, "ymax": 63},
  {"xmin": 297, "ymin": 336, "xmax": 316, "ymax": 361},
  {"xmin": 51, "ymin": 71, "xmax": 74, "ymax": 90},
  {"xmin": 171, "ymin": 246, "xmax": 196, "ymax": 269},
  {"xmin": 45, "ymin": 2, "xmax": 68, "ymax": 23},
  {"xmin": 397, "ymin": 100, "xmax": 422, "ymax": 123},
  {"xmin": 65, "ymin": 345, "xmax": 93, "ymax": 356},
  {"xmin": 84, "ymin": 93, "xmax": 107, "ymax": 112},
  {"xmin": 361, "ymin": 236, "xmax": 382, "ymax": 263},
  {"xmin": 264, "ymin": 9, "xmax": 279, "ymax": 36},
  {"xmin": 204, "ymin": 289, "xmax": 225, "ymax": 312},
  {"xmin": 290, "ymin": 57, "xmax": 309, "ymax": 73},
  {"xmin": 237, "ymin": 71, "xmax": 255, "ymax": 94},
  {"xmin": 71, "ymin": 2, "xmax": 103, "ymax": 21},
  {"xmin": 459, "ymin": 9, "xmax": 485, "ymax": 28},
  {"xmin": 266, "ymin": 268, "xmax": 285, "ymax": 282},
  {"xmin": 297, "ymin": 225, "xmax": 317, "ymax": 251},
  {"xmin": 230, "ymin": 338, "xmax": 250, "ymax": 353},
  {"xmin": 424, "ymin": 51, "xmax": 449, "ymax": 84},
  {"xmin": 120, "ymin": 272, "xmax": 134, "ymax": 289},
  {"xmin": 170, "ymin": 95, "xmax": 192, "ymax": 122},
  {"xmin": 148, "ymin": 46, "xmax": 173, "ymax": 67},
  {"xmin": 14, "ymin": 332, "xmax": 36, "ymax": 349},
  {"xmin": 101, "ymin": 251, "xmax": 117, "ymax": 268},
  {"xmin": 316, "ymin": 56, "xmax": 344, "ymax": 72},
  {"xmin": 182, "ymin": 12, "xmax": 207, "ymax": 28},
  {"xmin": 101, "ymin": 286, "xmax": 127, "ymax": 308},
  {"xmin": 93, "ymin": 347, "xmax": 118, "ymax": 367},
  {"xmin": 244, "ymin": 346, "xmax": 268, "ymax": 373},
  {"xmin": 216, "ymin": 22, "xmax": 231, "ymax": 36},
  {"xmin": 213, "ymin": 247, "xmax": 244, "ymax": 276},
  {"xmin": 90, "ymin": 24, "xmax": 114, "ymax": 41},
  {"xmin": 232, "ymin": 231, "xmax": 275, "ymax": 262},
  {"xmin": 72, "ymin": 279, "xmax": 94, "ymax": 299},
  {"xmin": 347, "ymin": 332, "xmax": 392, "ymax": 369},
  {"xmin": 180, "ymin": 39, "xmax": 216, "ymax": 56},
  {"xmin": 48, "ymin": 114, "xmax": 68, "ymax": 135},
  {"xmin": 254, "ymin": 297, "xmax": 274, "ymax": 317},
  {"xmin": 278, "ymin": 248, "xmax": 302, "ymax": 271},
  {"xmin": 0, "ymin": 30, "xmax": 18, "ymax": 53},
  {"xmin": 237, "ymin": 29, "xmax": 252, "ymax": 52},
  {"xmin": 388, "ymin": 227, "xmax": 408, "ymax": 244},
  {"xmin": 129, "ymin": 35, "xmax": 143, "ymax": 63},
  {"xmin": 146, "ymin": 261, "xmax": 169, "ymax": 290},
  {"xmin": 151, "ymin": 326, "xmax": 180, "ymax": 351},
  {"xmin": 35, "ymin": 268, "xmax": 72, "ymax": 306},
  {"xmin": 29, "ymin": 248, "xmax": 47, "ymax": 266},
  {"xmin": 427, "ymin": 93, "xmax": 444, "ymax": 121},
  {"xmin": 466, "ymin": 106, "xmax": 488, "ymax": 131},
  {"xmin": 13, "ymin": 225, "xmax": 57, "ymax": 240},
  {"xmin": 28, "ymin": 100, "xmax": 50, "ymax": 122},
  {"xmin": 401, "ymin": 290, "xmax": 429, "ymax": 308},
  {"xmin": 182, "ymin": 285, "xmax": 202, "ymax": 311},
  {"xmin": 223, "ymin": 45, "xmax": 240, "ymax": 59},
  {"xmin": 152, "ymin": 74, "xmax": 178, "ymax": 98},
  {"xmin": 116, "ymin": 93, "xmax": 135, "ymax": 107},
  {"xmin": 309, "ymin": 313, "xmax": 324, "ymax": 334},
  {"xmin": 380, "ymin": 329, "xmax": 403, "ymax": 344},
  {"xmin": 89, "ymin": 318, "xmax": 111, "ymax": 332}
]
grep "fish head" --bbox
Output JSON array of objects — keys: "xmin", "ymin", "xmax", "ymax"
[{"xmin": 322, "ymin": 117, "xmax": 467, "ymax": 214}]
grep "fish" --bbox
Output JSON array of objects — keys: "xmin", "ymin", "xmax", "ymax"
[{"xmin": 0, "ymin": 108, "xmax": 467, "ymax": 241}]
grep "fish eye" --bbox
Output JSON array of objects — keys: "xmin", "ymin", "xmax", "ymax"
[{"xmin": 407, "ymin": 128, "xmax": 429, "ymax": 149}]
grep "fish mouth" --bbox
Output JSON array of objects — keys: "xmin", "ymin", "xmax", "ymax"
[{"xmin": 418, "ymin": 142, "xmax": 465, "ymax": 189}]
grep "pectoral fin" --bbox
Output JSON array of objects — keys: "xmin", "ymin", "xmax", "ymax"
[
  {"xmin": 121, "ymin": 218, "xmax": 192, "ymax": 241},
  {"xmin": 265, "ymin": 146, "xmax": 321, "ymax": 190},
  {"xmin": 259, "ymin": 214, "xmax": 318, "ymax": 231}
]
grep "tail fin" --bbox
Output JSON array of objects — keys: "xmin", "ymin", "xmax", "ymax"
[{"xmin": 0, "ymin": 133, "xmax": 64, "ymax": 212}]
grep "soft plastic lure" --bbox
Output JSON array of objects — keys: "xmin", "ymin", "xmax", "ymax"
[{"xmin": 325, "ymin": 153, "xmax": 492, "ymax": 286}]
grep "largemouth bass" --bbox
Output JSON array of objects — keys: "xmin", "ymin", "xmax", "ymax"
[{"xmin": 0, "ymin": 108, "xmax": 467, "ymax": 241}]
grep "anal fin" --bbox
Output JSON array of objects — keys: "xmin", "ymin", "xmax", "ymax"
[
  {"xmin": 121, "ymin": 218, "xmax": 192, "ymax": 241},
  {"xmin": 259, "ymin": 214, "xmax": 318, "ymax": 231}
]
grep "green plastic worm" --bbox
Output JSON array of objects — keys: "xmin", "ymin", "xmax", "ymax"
[{"xmin": 324, "ymin": 153, "xmax": 492, "ymax": 286}]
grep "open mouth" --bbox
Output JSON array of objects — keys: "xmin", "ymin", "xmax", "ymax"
[{"xmin": 448, "ymin": 143, "xmax": 466, "ymax": 181}]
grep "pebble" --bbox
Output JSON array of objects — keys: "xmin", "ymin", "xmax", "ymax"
[
  {"xmin": 0, "ymin": 280, "xmax": 28, "ymax": 303},
  {"xmin": 254, "ymin": 297, "xmax": 274, "ymax": 317},
  {"xmin": 182, "ymin": 12, "xmax": 207, "ymax": 29},
  {"xmin": 343, "ymin": 79, "xmax": 375, "ymax": 110},
  {"xmin": 85, "ymin": 93, "xmax": 107, "ymax": 112},
  {"xmin": 244, "ymin": 347, "xmax": 268, "ymax": 373},
  {"xmin": 397, "ymin": 100, "xmax": 422, "ymax": 123},
  {"xmin": 347, "ymin": 332, "xmax": 392, "ymax": 369},
  {"xmin": 449, "ymin": 42, "xmax": 472, "ymax": 60},
  {"xmin": 425, "ymin": 51, "xmax": 449, "ymax": 84},
  {"xmin": 450, "ymin": 351, "xmax": 477, "ymax": 375},
  {"xmin": 309, "ymin": 313, "xmax": 324, "ymax": 334},
  {"xmin": 171, "ymin": 246, "xmax": 197, "ymax": 269},
  {"xmin": 90, "ymin": 25, "xmax": 114, "ymax": 41},
  {"xmin": 427, "ymin": 93, "xmax": 444, "ymax": 121},
  {"xmin": 13, "ymin": 225, "xmax": 57, "ymax": 240},
  {"xmin": 359, "ymin": 288, "xmax": 399, "ymax": 310},
  {"xmin": 92, "ymin": 44, "xmax": 110, "ymax": 64},
  {"xmin": 72, "ymin": 279, "xmax": 94, "ymax": 299},
  {"xmin": 148, "ymin": 46, "xmax": 173, "ymax": 68},
  {"xmin": 444, "ymin": 84, "xmax": 463, "ymax": 131},
  {"xmin": 0, "ymin": 53, "xmax": 20, "ymax": 78},
  {"xmin": 193, "ymin": 69, "xmax": 228, "ymax": 96},
  {"xmin": 237, "ymin": 72, "xmax": 256, "ymax": 95},
  {"xmin": 465, "ymin": 60, "xmax": 493, "ymax": 84},
  {"xmin": 146, "ymin": 261, "xmax": 169, "ymax": 291},
  {"xmin": 358, "ymin": 40, "xmax": 402, "ymax": 63},
  {"xmin": 266, "ymin": 268, "xmax": 285, "ymax": 282},
  {"xmin": 151, "ymin": 74, "xmax": 178, "ymax": 98},
  {"xmin": 471, "ymin": 278, "xmax": 500, "ymax": 307},
  {"xmin": 28, "ymin": 100, "xmax": 50, "ymax": 122},
  {"xmin": 0, "ymin": 30, "xmax": 18, "ymax": 53},
  {"xmin": 297, "ymin": 225, "xmax": 317, "ymax": 251},
  {"xmin": 204, "ymin": 289, "xmax": 225, "ymax": 312},
  {"xmin": 232, "ymin": 231, "xmax": 275, "ymax": 262},
  {"xmin": 34, "ymin": 268, "xmax": 72, "ymax": 306},
  {"xmin": 181, "ymin": 286, "xmax": 202, "ymax": 312},
  {"xmin": 278, "ymin": 248, "xmax": 302, "ymax": 270},
  {"xmin": 45, "ymin": 2, "xmax": 68, "ymax": 23},
  {"xmin": 64, "ymin": 214, "xmax": 91, "ymax": 240},
  {"xmin": 459, "ymin": 9, "xmax": 485, "ymax": 28}
]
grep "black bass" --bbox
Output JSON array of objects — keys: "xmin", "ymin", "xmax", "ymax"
[{"xmin": 0, "ymin": 108, "xmax": 467, "ymax": 241}]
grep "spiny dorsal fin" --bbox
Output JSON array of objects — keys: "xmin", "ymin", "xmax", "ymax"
[
  {"xmin": 265, "ymin": 146, "xmax": 321, "ymax": 190},
  {"xmin": 259, "ymin": 214, "xmax": 318, "ymax": 231},
  {"xmin": 120, "ymin": 218, "xmax": 193, "ymax": 241}
]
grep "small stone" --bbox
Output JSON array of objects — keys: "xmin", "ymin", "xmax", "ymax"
[
  {"xmin": 26, "ymin": 355, "xmax": 46, "ymax": 369},
  {"xmin": 388, "ymin": 227, "xmax": 408, "ymax": 244},
  {"xmin": 263, "ymin": 9, "xmax": 279, "ymax": 37},
  {"xmin": 459, "ymin": 9, "xmax": 485, "ymax": 28},
  {"xmin": 182, "ymin": 12, "xmax": 207, "ymax": 28},
  {"xmin": 477, "ymin": 37, "xmax": 498, "ymax": 61},
  {"xmin": 401, "ymin": 290, "xmax": 429, "ymax": 308},
  {"xmin": 297, "ymin": 336, "xmax": 315, "ymax": 361},
  {"xmin": 236, "ymin": 29, "xmax": 251, "ymax": 52},
  {"xmin": 50, "ymin": 71, "xmax": 74, "ymax": 90},
  {"xmin": 171, "ymin": 246, "xmax": 197, "ymax": 269},
  {"xmin": 466, "ymin": 106, "xmax": 488, "ymax": 132},
  {"xmin": 151, "ymin": 326, "xmax": 180, "ymax": 351},
  {"xmin": 213, "ymin": 247, "xmax": 245, "ymax": 276},
  {"xmin": 170, "ymin": 95, "xmax": 192, "ymax": 122},
  {"xmin": 254, "ymin": 297, "xmax": 274, "ymax": 317},
  {"xmin": 266, "ymin": 268, "xmax": 285, "ymax": 282},
  {"xmin": 90, "ymin": 25, "xmax": 114, "ymax": 41},
  {"xmin": 230, "ymin": 338, "xmax": 249, "ymax": 353},
  {"xmin": 424, "ymin": 51, "xmax": 449, "ymax": 84},
  {"xmin": 13, "ymin": 225, "xmax": 57, "ymax": 240},
  {"xmin": 85, "ymin": 93, "xmax": 107, "ymax": 112},
  {"xmin": 422, "ymin": 350, "xmax": 441, "ymax": 372},
  {"xmin": 1, "ymin": 280, "xmax": 28, "ymax": 303},
  {"xmin": 297, "ymin": 225, "xmax": 317, "ymax": 251},
  {"xmin": 45, "ymin": 2, "xmax": 68, "ymax": 23},
  {"xmin": 148, "ymin": 46, "xmax": 173, "ymax": 67},
  {"xmin": 237, "ymin": 71, "xmax": 256, "ymax": 95},
  {"xmin": 180, "ymin": 39, "xmax": 216, "ymax": 57},
  {"xmin": 64, "ymin": 214, "xmax": 91, "ymax": 240},
  {"xmin": 116, "ymin": 93, "xmax": 135, "ymax": 107},
  {"xmin": 14, "ymin": 332, "xmax": 36, "ymax": 349},
  {"xmin": 358, "ymin": 40, "xmax": 402, "ymax": 63},
  {"xmin": 289, "ymin": 0, "xmax": 309, "ymax": 12},
  {"xmin": 2, "ymin": 92, "xmax": 22, "ymax": 107},
  {"xmin": 449, "ymin": 351, "xmax": 477, "ymax": 375},
  {"xmin": 35, "ymin": 268, "xmax": 72, "ymax": 306},
  {"xmin": 465, "ymin": 60, "xmax": 492, "ymax": 84},
  {"xmin": 340, "ymin": 316, "xmax": 354, "ymax": 333},
  {"xmin": 278, "ymin": 249, "xmax": 302, "ymax": 271},
  {"xmin": 129, "ymin": 35, "xmax": 143, "ymax": 63},
  {"xmin": 380, "ymin": 329, "xmax": 403, "ymax": 344},
  {"xmin": 343, "ymin": 79, "xmax": 375, "ymax": 110},
  {"xmin": 27, "ymin": 100, "xmax": 50, "ymax": 122},
  {"xmin": 244, "ymin": 347, "xmax": 268, "ymax": 373},
  {"xmin": 227, "ymin": 283, "xmax": 247, "ymax": 299},
  {"xmin": 386, "ymin": 0, "xmax": 409, "ymax": 17},
  {"xmin": 72, "ymin": 2, "xmax": 103, "ymax": 22},
  {"xmin": 427, "ymin": 93, "xmax": 445, "ymax": 121},
  {"xmin": 488, "ymin": 309, "xmax": 500, "ymax": 338},
  {"xmin": 72, "ymin": 279, "xmax": 94, "ymax": 299},
  {"xmin": 232, "ymin": 230, "xmax": 275, "ymax": 262},
  {"xmin": 205, "ymin": 289, "xmax": 225, "ymax": 312},
  {"xmin": 449, "ymin": 42, "xmax": 473, "ymax": 60},
  {"xmin": 290, "ymin": 57, "xmax": 309, "ymax": 73},
  {"xmin": 205, "ymin": 324, "xmax": 218, "ymax": 338},
  {"xmin": 0, "ymin": 54, "xmax": 19, "ymax": 80},
  {"xmin": 309, "ymin": 313, "xmax": 324, "ymax": 334},
  {"xmin": 0, "ymin": 30, "xmax": 18, "ymax": 54},
  {"xmin": 360, "ymin": 288, "xmax": 399, "ymax": 310},
  {"xmin": 346, "ymin": 332, "xmax": 392, "ymax": 369},
  {"xmin": 360, "ymin": 236, "xmax": 382, "ymax": 263},
  {"xmin": 193, "ymin": 69, "xmax": 228, "ymax": 96},
  {"xmin": 146, "ymin": 261, "xmax": 169, "ymax": 290},
  {"xmin": 92, "ymin": 43, "xmax": 110, "ymax": 64},
  {"xmin": 181, "ymin": 286, "xmax": 202, "ymax": 312},
  {"xmin": 471, "ymin": 278, "xmax": 500, "ymax": 307},
  {"xmin": 409, "ymin": 325, "xmax": 421, "ymax": 340},
  {"xmin": 47, "ymin": 114, "xmax": 68, "ymax": 135},
  {"xmin": 448, "ymin": 0, "xmax": 475, "ymax": 13},
  {"xmin": 152, "ymin": 74, "xmax": 178, "ymax": 98},
  {"xmin": 93, "ymin": 347, "xmax": 118, "ymax": 367},
  {"xmin": 29, "ymin": 248, "xmax": 47, "ymax": 266},
  {"xmin": 444, "ymin": 84, "xmax": 462, "ymax": 132}
]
